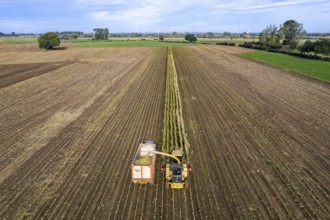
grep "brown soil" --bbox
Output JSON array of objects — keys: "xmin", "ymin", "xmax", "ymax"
[
  {"xmin": 0, "ymin": 44, "xmax": 329, "ymax": 219},
  {"xmin": 174, "ymin": 45, "xmax": 330, "ymax": 219}
]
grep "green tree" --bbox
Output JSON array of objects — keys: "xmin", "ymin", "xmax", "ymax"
[
  {"xmin": 185, "ymin": 33, "xmax": 197, "ymax": 43},
  {"xmin": 280, "ymin": 20, "xmax": 305, "ymax": 45},
  {"xmin": 159, "ymin": 35, "xmax": 164, "ymax": 41},
  {"xmin": 104, "ymin": 28, "xmax": 109, "ymax": 39},
  {"xmin": 314, "ymin": 39, "xmax": 330, "ymax": 55},
  {"xmin": 240, "ymin": 32, "xmax": 248, "ymax": 38},
  {"xmin": 223, "ymin": 32, "xmax": 231, "ymax": 37},
  {"xmin": 207, "ymin": 32, "xmax": 214, "ymax": 39},
  {"xmin": 259, "ymin": 25, "xmax": 282, "ymax": 49},
  {"xmin": 37, "ymin": 32, "xmax": 60, "ymax": 50},
  {"xmin": 93, "ymin": 28, "xmax": 109, "ymax": 40},
  {"xmin": 223, "ymin": 31, "xmax": 233, "ymax": 40}
]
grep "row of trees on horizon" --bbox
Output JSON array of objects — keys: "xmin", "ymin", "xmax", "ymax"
[{"xmin": 25, "ymin": 18, "xmax": 329, "ymax": 55}]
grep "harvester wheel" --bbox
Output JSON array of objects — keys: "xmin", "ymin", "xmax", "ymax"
[{"xmin": 165, "ymin": 180, "xmax": 170, "ymax": 189}]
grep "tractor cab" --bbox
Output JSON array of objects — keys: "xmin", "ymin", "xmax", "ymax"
[
  {"xmin": 171, "ymin": 163, "xmax": 183, "ymax": 183},
  {"xmin": 170, "ymin": 150, "xmax": 183, "ymax": 182}
]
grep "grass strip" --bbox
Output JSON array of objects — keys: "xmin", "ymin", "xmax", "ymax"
[{"xmin": 240, "ymin": 51, "xmax": 330, "ymax": 83}]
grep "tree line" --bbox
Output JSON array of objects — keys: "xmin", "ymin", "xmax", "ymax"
[
  {"xmin": 35, "ymin": 22, "xmax": 329, "ymax": 54},
  {"xmin": 241, "ymin": 19, "xmax": 330, "ymax": 56},
  {"xmin": 300, "ymin": 40, "xmax": 330, "ymax": 55}
]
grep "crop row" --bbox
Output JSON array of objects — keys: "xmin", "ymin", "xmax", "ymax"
[{"xmin": 162, "ymin": 47, "xmax": 190, "ymax": 160}]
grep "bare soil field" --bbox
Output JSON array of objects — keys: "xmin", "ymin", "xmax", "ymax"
[
  {"xmin": 0, "ymin": 44, "xmax": 329, "ymax": 219},
  {"xmin": 0, "ymin": 45, "xmax": 168, "ymax": 219},
  {"xmin": 174, "ymin": 45, "xmax": 330, "ymax": 219}
]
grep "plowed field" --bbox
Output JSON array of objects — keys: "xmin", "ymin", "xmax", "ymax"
[{"xmin": 0, "ymin": 44, "xmax": 329, "ymax": 219}]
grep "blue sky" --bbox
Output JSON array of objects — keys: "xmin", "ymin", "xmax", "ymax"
[{"xmin": 1, "ymin": 0, "xmax": 329, "ymax": 33}]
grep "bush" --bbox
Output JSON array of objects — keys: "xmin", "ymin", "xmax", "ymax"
[
  {"xmin": 240, "ymin": 42, "xmax": 266, "ymax": 50},
  {"xmin": 216, "ymin": 42, "xmax": 235, "ymax": 46},
  {"xmin": 299, "ymin": 40, "xmax": 315, "ymax": 54},
  {"xmin": 315, "ymin": 39, "xmax": 330, "ymax": 55},
  {"xmin": 268, "ymin": 49, "xmax": 330, "ymax": 61},
  {"xmin": 300, "ymin": 39, "xmax": 330, "ymax": 56},
  {"xmin": 38, "ymin": 32, "xmax": 60, "ymax": 50},
  {"xmin": 289, "ymin": 40, "xmax": 298, "ymax": 50}
]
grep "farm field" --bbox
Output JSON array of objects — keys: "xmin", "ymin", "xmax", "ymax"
[
  {"xmin": 0, "ymin": 44, "xmax": 329, "ymax": 219},
  {"xmin": 174, "ymin": 45, "xmax": 330, "ymax": 219}
]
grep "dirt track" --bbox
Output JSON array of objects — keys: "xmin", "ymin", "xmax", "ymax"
[{"xmin": 0, "ymin": 44, "xmax": 329, "ymax": 219}]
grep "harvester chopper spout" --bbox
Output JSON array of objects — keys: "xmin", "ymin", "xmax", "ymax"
[{"xmin": 154, "ymin": 151, "xmax": 181, "ymax": 164}]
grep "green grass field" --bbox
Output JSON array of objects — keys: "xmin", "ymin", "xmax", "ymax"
[{"xmin": 240, "ymin": 51, "xmax": 330, "ymax": 83}]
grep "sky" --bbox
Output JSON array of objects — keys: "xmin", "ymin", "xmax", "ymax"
[{"xmin": 1, "ymin": 0, "xmax": 329, "ymax": 34}]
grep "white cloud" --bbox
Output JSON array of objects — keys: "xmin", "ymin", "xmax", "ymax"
[
  {"xmin": 1, "ymin": 0, "xmax": 329, "ymax": 33},
  {"xmin": 90, "ymin": 5, "xmax": 162, "ymax": 25},
  {"xmin": 76, "ymin": 0, "xmax": 126, "ymax": 5},
  {"xmin": 235, "ymin": 0, "xmax": 327, "ymax": 11},
  {"xmin": 88, "ymin": 0, "xmax": 196, "ymax": 29},
  {"xmin": 214, "ymin": 0, "xmax": 328, "ymax": 12}
]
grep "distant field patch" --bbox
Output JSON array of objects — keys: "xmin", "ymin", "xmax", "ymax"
[
  {"xmin": 0, "ymin": 37, "xmax": 37, "ymax": 44},
  {"xmin": 240, "ymin": 51, "xmax": 330, "ymax": 82},
  {"xmin": 74, "ymin": 40, "xmax": 190, "ymax": 47}
]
